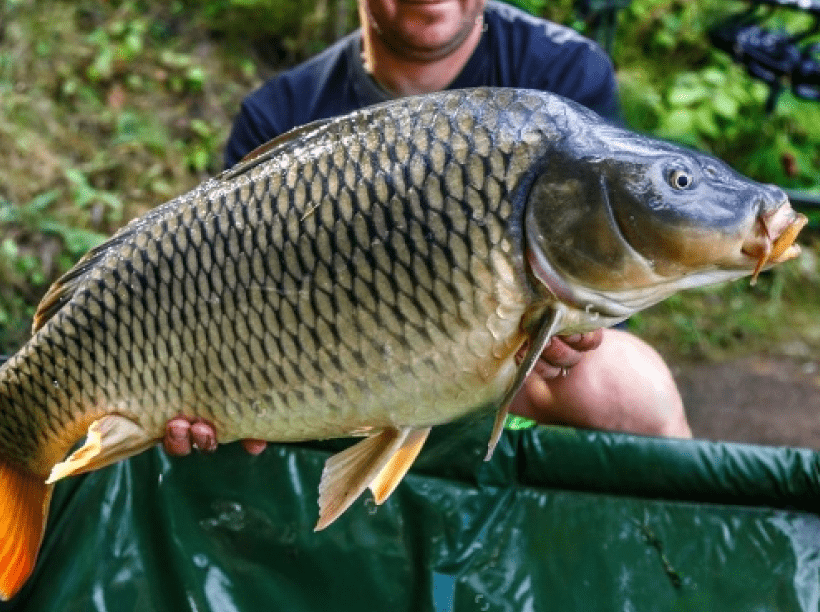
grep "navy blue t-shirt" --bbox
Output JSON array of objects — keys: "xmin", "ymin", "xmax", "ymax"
[{"xmin": 224, "ymin": 1, "xmax": 619, "ymax": 167}]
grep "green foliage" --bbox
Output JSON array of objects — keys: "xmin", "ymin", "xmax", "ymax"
[
  {"xmin": 0, "ymin": 0, "xmax": 260, "ymax": 349},
  {"xmin": 0, "ymin": 189, "xmax": 108, "ymax": 283},
  {"xmin": 194, "ymin": 0, "xmax": 357, "ymax": 62},
  {"xmin": 617, "ymin": 0, "xmax": 820, "ymax": 188},
  {"xmin": 614, "ymin": 0, "xmax": 820, "ymax": 356},
  {"xmin": 503, "ymin": 0, "xmax": 548, "ymax": 17},
  {"xmin": 185, "ymin": 118, "xmax": 222, "ymax": 174},
  {"xmin": 0, "ymin": 188, "xmax": 108, "ymax": 352}
]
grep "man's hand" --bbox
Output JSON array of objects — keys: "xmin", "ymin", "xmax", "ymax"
[
  {"xmin": 522, "ymin": 330, "xmax": 603, "ymax": 380},
  {"xmin": 163, "ymin": 417, "xmax": 267, "ymax": 456},
  {"xmin": 510, "ymin": 328, "xmax": 690, "ymax": 437}
]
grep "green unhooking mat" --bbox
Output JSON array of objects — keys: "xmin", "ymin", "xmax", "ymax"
[{"xmin": 3, "ymin": 420, "xmax": 819, "ymax": 611}]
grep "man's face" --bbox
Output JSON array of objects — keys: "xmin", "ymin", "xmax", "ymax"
[{"xmin": 361, "ymin": 0, "xmax": 486, "ymax": 61}]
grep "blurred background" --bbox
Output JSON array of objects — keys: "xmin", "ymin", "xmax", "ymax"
[{"xmin": 0, "ymin": 0, "xmax": 818, "ymax": 445}]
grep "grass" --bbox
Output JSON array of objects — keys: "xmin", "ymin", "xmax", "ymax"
[{"xmin": 0, "ymin": 0, "xmax": 260, "ymax": 352}]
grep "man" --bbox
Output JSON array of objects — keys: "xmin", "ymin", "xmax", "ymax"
[
  {"xmin": 0, "ymin": 4, "xmax": 691, "ymax": 608},
  {"xmin": 164, "ymin": 0, "xmax": 691, "ymax": 457}
]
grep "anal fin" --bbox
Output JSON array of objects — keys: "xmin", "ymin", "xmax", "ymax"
[
  {"xmin": 485, "ymin": 307, "xmax": 565, "ymax": 461},
  {"xmin": 46, "ymin": 415, "xmax": 157, "ymax": 484},
  {"xmin": 0, "ymin": 458, "xmax": 53, "ymax": 601},
  {"xmin": 316, "ymin": 427, "xmax": 426, "ymax": 531}
]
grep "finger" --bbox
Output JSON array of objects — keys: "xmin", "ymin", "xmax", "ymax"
[
  {"xmin": 164, "ymin": 419, "xmax": 193, "ymax": 456},
  {"xmin": 538, "ymin": 337, "xmax": 586, "ymax": 369},
  {"xmin": 190, "ymin": 420, "xmax": 218, "ymax": 452},
  {"xmin": 530, "ymin": 358, "xmax": 564, "ymax": 381},
  {"xmin": 241, "ymin": 439, "xmax": 268, "ymax": 456},
  {"xmin": 558, "ymin": 329, "xmax": 603, "ymax": 351}
]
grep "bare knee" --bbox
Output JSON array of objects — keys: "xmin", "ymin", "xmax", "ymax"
[{"xmin": 517, "ymin": 328, "xmax": 691, "ymax": 438}]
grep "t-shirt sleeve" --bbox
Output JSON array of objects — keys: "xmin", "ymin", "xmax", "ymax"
[
  {"xmin": 223, "ymin": 35, "xmax": 363, "ymax": 170},
  {"xmin": 223, "ymin": 90, "xmax": 288, "ymax": 169},
  {"xmin": 485, "ymin": 4, "xmax": 621, "ymax": 122},
  {"xmin": 556, "ymin": 42, "xmax": 620, "ymax": 122},
  {"xmin": 525, "ymin": 33, "xmax": 620, "ymax": 121}
]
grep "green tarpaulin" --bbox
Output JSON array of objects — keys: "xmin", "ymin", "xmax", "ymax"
[{"xmin": 3, "ymin": 420, "xmax": 819, "ymax": 611}]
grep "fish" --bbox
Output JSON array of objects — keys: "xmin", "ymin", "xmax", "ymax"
[{"xmin": 0, "ymin": 87, "xmax": 806, "ymax": 599}]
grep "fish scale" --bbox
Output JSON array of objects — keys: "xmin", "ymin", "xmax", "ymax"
[
  {"xmin": 34, "ymin": 90, "xmax": 518, "ymax": 443},
  {"xmin": 0, "ymin": 87, "xmax": 808, "ymax": 600}
]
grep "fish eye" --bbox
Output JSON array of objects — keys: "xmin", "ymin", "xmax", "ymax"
[{"xmin": 669, "ymin": 169, "xmax": 694, "ymax": 190}]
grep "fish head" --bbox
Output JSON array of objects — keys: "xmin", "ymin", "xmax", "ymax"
[{"xmin": 524, "ymin": 129, "xmax": 807, "ymax": 325}]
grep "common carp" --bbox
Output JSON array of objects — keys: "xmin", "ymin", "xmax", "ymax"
[{"xmin": 0, "ymin": 87, "xmax": 806, "ymax": 599}]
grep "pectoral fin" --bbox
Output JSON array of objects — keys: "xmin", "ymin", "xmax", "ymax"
[
  {"xmin": 316, "ymin": 426, "xmax": 430, "ymax": 530},
  {"xmin": 485, "ymin": 307, "xmax": 565, "ymax": 461},
  {"xmin": 46, "ymin": 415, "xmax": 157, "ymax": 484}
]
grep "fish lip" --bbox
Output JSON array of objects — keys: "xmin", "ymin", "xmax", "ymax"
[{"xmin": 741, "ymin": 201, "xmax": 807, "ymax": 281}]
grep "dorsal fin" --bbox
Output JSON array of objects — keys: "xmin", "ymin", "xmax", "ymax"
[
  {"xmin": 30, "ymin": 191, "xmax": 181, "ymax": 332},
  {"xmin": 32, "ymin": 229, "xmax": 131, "ymax": 332},
  {"xmin": 33, "ymin": 118, "xmax": 333, "ymax": 332},
  {"xmin": 223, "ymin": 117, "xmax": 334, "ymax": 180}
]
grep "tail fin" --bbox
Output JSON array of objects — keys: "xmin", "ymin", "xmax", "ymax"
[{"xmin": 0, "ymin": 458, "xmax": 53, "ymax": 601}]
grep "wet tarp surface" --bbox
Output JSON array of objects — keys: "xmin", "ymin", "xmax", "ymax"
[{"xmin": 4, "ymin": 421, "xmax": 820, "ymax": 611}]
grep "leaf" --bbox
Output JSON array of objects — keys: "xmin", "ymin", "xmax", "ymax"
[
  {"xmin": 39, "ymin": 221, "xmax": 106, "ymax": 255},
  {"xmin": 25, "ymin": 190, "xmax": 61, "ymax": 214},
  {"xmin": 189, "ymin": 118, "xmax": 211, "ymax": 138},
  {"xmin": 701, "ymin": 68, "xmax": 725, "ymax": 86},
  {"xmin": 1, "ymin": 239, "xmax": 18, "ymax": 260},
  {"xmin": 695, "ymin": 106, "xmax": 720, "ymax": 138},
  {"xmin": 711, "ymin": 91, "xmax": 739, "ymax": 121},
  {"xmin": 661, "ymin": 109, "xmax": 696, "ymax": 138},
  {"xmin": 0, "ymin": 191, "xmax": 61, "ymax": 227},
  {"xmin": 64, "ymin": 169, "xmax": 94, "ymax": 208},
  {"xmin": 87, "ymin": 47, "xmax": 114, "ymax": 82},
  {"xmin": 667, "ymin": 84, "xmax": 709, "ymax": 107}
]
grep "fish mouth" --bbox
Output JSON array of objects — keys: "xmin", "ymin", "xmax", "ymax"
[{"xmin": 741, "ymin": 203, "xmax": 808, "ymax": 284}]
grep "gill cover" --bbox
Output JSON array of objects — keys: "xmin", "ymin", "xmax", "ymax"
[{"xmin": 524, "ymin": 127, "xmax": 791, "ymax": 318}]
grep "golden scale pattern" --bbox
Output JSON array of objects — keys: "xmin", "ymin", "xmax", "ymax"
[{"xmin": 0, "ymin": 89, "xmax": 558, "ymax": 463}]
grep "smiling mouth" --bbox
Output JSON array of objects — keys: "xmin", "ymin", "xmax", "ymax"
[{"xmin": 741, "ymin": 204, "xmax": 808, "ymax": 284}]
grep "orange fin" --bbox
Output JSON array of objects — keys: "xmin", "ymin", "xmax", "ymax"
[
  {"xmin": 369, "ymin": 427, "xmax": 431, "ymax": 504},
  {"xmin": 485, "ymin": 306, "xmax": 565, "ymax": 461},
  {"xmin": 0, "ymin": 458, "xmax": 53, "ymax": 601},
  {"xmin": 46, "ymin": 415, "xmax": 156, "ymax": 484},
  {"xmin": 315, "ymin": 427, "xmax": 410, "ymax": 531}
]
